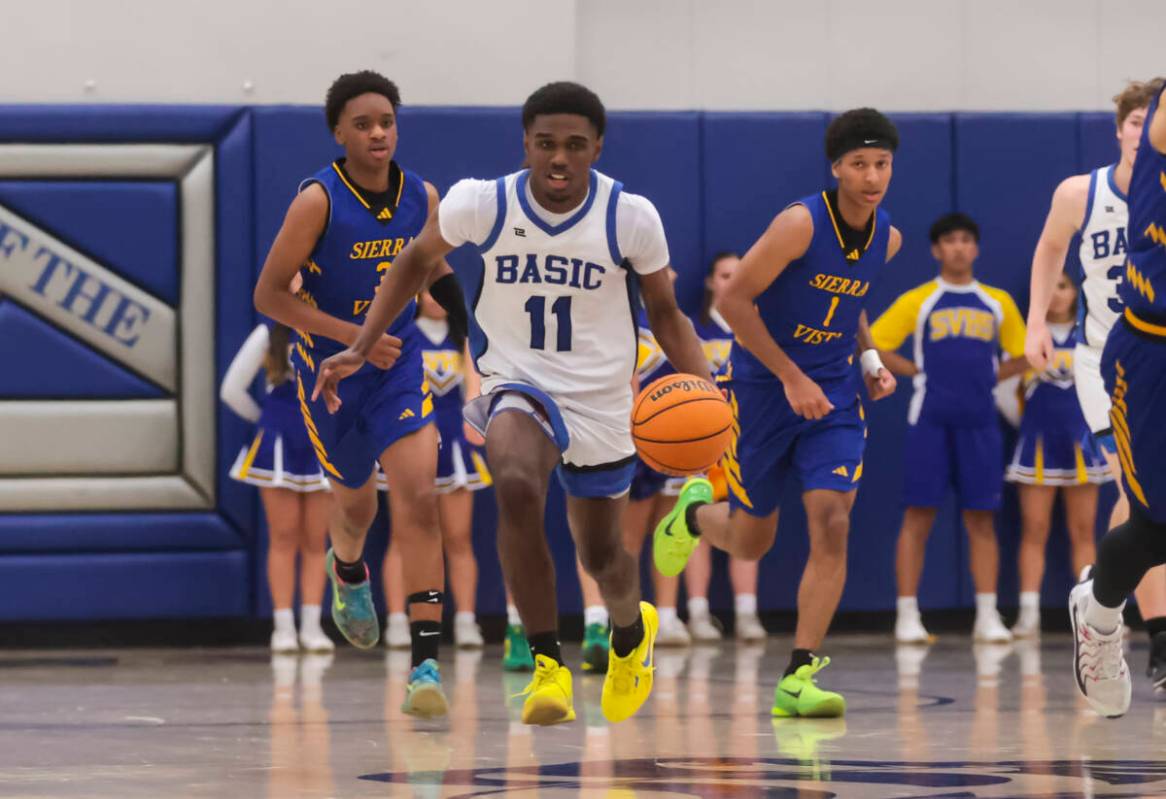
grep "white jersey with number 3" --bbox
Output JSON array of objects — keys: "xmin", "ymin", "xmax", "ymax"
[
  {"xmin": 1076, "ymin": 164, "xmax": 1129, "ymax": 348},
  {"xmin": 438, "ymin": 169, "xmax": 669, "ymax": 465}
]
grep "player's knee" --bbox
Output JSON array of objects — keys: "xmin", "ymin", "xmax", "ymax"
[
  {"xmin": 492, "ymin": 462, "xmax": 544, "ymax": 512},
  {"xmin": 576, "ymin": 534, "xmax": 623, "ymax": 580},
  {"xmin": 810, "ymin": 507, "xmax": 850, "ymax": 557},
  {"xmin": 335, "ymin": 497, "xmax": 377, "ymax": 537}
]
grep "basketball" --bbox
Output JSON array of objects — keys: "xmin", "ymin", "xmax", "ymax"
[{"xmin": 631, "ymin": 373, "xmax": 733, "ymax": 476}]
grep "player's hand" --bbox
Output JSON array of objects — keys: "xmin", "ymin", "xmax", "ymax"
[
  {"xmin": 312, "ymin": 349, "xmax": 366, "ymax": 413},
  {"xmin": 367, "ymin": 333, "xmax": 404, "ymax": 370},
  {"xmin": 1024, "ymin": 321, "xmax": 1054, "ymax": 372},
  {"xmin": 784, "ymin": 372, "xmax": 834, "ymax": 420},
  {"xmin": 463, "ymin": 422, "xmax": 485, "ymax": 446},
  {"xmin": 865, "ymin": 367, "xmax": 897, "ymax": 401}
]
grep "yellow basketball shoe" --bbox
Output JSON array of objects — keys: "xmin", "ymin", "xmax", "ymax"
[
  {"xmin": 601, "ymin": 602, "xmax": 658, "ymax": 723},
  {"xmin": 518, "ymin": 654, "xmax": 576, "ymax": 726}
]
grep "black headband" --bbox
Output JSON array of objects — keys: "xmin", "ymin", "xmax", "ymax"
[{"xmin": 828, "ymin": 134, "xmax": 897, "ymax": 162}]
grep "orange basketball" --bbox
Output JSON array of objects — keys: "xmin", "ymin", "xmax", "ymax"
[{"xmin": 632, "ymin": 373, "xmax": 733, "ymax": 476}]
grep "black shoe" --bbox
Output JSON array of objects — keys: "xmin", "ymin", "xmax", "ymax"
[{"xmin": 1148, "ymin": 631, "xmax": 1166, "ymax": 694}]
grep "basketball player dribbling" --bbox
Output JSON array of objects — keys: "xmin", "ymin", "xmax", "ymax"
[
  {"xmin": 654, "ymin": 109, "xmax": 901, "ymax": 719},
  {"xmin": 314, "ymin": 82, "xmax": 712, "ymax": 726}
]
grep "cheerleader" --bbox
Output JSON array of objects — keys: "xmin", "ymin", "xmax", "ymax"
[
  {"xmin": 381, "ymin": 291, "xmax": 492, "ymax": 649},
  {"xmin": 222, "ymin": 321, "xmax": 333, "ymax": 653},
  {"xmin": 1006, "ymin": 274, "xmax": 1111, "ymax": 637},
  {"xmin": 682, "ymin": 252, "xmax": 766, "ymax": 643}
]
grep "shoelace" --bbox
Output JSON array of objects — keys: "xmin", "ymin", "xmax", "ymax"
[
  {"xmin": 799, "ymin": 656, "xmax": 832, "ymax": 683},
  {"xmin": 1080, "ymin": 631, "xmax": 1124, "ymax": 680},
  {"xmin": 410, "ymin": 660, "xmax": 440, "ymax": 685},
  {"xmin": 608, "ymin": 652, "xmax": 654, "ymax": 694},
  {"xmin": 513, "ymin": 661, "xmax": 559, "ymax": 699}
]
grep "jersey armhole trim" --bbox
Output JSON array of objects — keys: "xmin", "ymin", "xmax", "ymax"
[
  {"xmin": 297, "ymin": 178, "xmax": 332, "ymax": 247},
  {"xmin": 606, "ymin": 180, "xmax": 625, "ymax": 266},
  {"xmin": 477, "ymin": 177, "xmax": 508, "ymax": 253},
  {"xmin": 1080, "ymin": 168, "xmax": 1099, "ymax": 232}
]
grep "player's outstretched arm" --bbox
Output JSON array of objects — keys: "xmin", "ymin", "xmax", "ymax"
[
  {"xmin": 254, "ymin": 185, "xmax": 401, "ymax": 369},
  {"xmin": 718, "ymin": 205, "xmax": 831, "ymax": 420},
  {"xmin": 313, "ymin": 183, "xmax": 454, "ymax": 410},
  {"xmin": 640, "ymin": 268, "xmax": 711, "ymax": 383},
  {"xmin": 1025, "ymin": 176, "xmax": 1086, "ymax": 370}
]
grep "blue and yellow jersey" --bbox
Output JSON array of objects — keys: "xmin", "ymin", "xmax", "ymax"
[
  {"xmin": 1021, "ymin": 323, "xmax": 1080, "ymax": 429},
  {"xmin": 294, "ymin": 159, "xmax": 426, "ymax": 374},
  {"xmin": 871, "ymin": 278, "xmax": 1026, "ymax": 426},
  {"xmin": 414, "ymin": 319, "xmax": 465, "ymax": 439},
  {"xmin": 1121, "ymin": 88, "xmax": 1166, "ymax": 333},
  {"xmin": 730, "ymin": 192, "xmax": 891, "ymax": 401},
  {"xmin": 693, "ymin": 311, "xmax": 733, "ymax": 375},
  {"xmin": 635, "ymin": 307, "xmax": 673, "ymax": 386}
]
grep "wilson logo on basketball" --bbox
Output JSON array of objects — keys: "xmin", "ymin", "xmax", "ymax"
[{"xmin": 648, "ymin": 379, "xmax": 715, "ymax": 402}]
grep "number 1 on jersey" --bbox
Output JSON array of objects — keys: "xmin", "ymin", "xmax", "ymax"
[
  {"xmin": 524, "ymin": 295, "xmax": 573, "ymax": 351},
  {"xmin": 823, "ymin": 296, "xmax": 840, "ymax": 327}
]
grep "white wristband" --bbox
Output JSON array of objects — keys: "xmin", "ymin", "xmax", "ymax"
[{"xmin": 860, "ymin": 349, "xmax": 885, "ymax": 377}]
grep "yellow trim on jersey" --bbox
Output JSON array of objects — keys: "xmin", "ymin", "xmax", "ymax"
[
  {"xmin": 1033, "ymin": 438, "xmax": 1045, "ymax": 485},
  {"xmin": 870, "ymin": 281, "xmax": 937, "ymax": 351},
  {"xmin": 979, "ymin": 283, "xmax": 1027, "ymax": 358},
  {"xmin": 295, "ymin": 373, "xmax": 344, "ymax": 480},
  {"xmin": 331, "ymin": 162, "xmax": 371, "ymax": 209},
  {"xmin": 1124, "ymin": 307, "xmax": 1166, "ymax": 338},
  {"xmin": 820, "ymin": 191, "xmax": 877, "ymax": 259},
  {"xmin": 1110, "ymin": 360, "xmax": 1148, "ymax": 507},
  {"xmin": 238, "ymin": 430, "xmax": 264, "ymax": 480},
  {"xmin": 720, "ymin": 386, "xmax": 753, "ymax": 509}
]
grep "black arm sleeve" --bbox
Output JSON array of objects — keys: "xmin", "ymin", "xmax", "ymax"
[{"xmin": 428, "ymin": 272, "xmax": 468, "ymax": 351}]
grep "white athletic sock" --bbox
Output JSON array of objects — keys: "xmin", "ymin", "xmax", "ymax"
[
  {"xmin": 507, "ymin": 604, "xmax": 522, "ymax": 627},
  {"xmin": 688, "ymin": 596, "xmax": 710, "ymax": 619},
  {"xmin": 1019, "ymin": 591, "xmax": 1040, "ymax": 611},
  {"xmin": 388, "ymin": 611, "xmax": 408, "ymax": 627},
  {"xmin": 896, "ymin": 595, "xmax": 919, "ymax": 618},
  {"xmin": 1085, "ymin": 589, "xmax": 1124, "ymax": 635},
  {"xmin": 273, "ymin": 607, "xmax": 296, "ymax": 634},
  {"xmin": 300, "ymin": 604, "xmax": 323, "ymax": 633},
  {"xmin": 974, "ymin": 593, "xmax": 998, "ymax": 618},
  {"xmin": 658, "ymin": 606, "xmax": 679, "ymax": 624},
  {"xmin": 583, "ymin": 605, "xmax": 609, "ymax": 628},
  {"xmin": 455, "ymin": 610, "xmax": 476, "ymax": 626},
  {"xmin": 734, "ymin": 593, "xmax": 757, "ymax": 617}
]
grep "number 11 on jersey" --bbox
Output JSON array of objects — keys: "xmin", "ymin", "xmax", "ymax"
[{"xmin": 525, "ymin": 295, "xmax": 573, "ymax": 352}]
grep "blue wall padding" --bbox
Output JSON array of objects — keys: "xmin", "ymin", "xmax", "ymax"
[
  {"xmin": 214, "ymin": 111, "xmax": 259, "ymax": 534},
  {"xmin": 0, "ymin": 105, "xmax": 1132, "ymax": 621},
  {"xmin": 0, "ymin": 551, "xmax": 249, "ymax": 619},
  {"xmin": 0, "ymin": 300, "xmax": 164, "ymax": 398},
  {"xmin": 0, "ymin": 513, "xmax": 244, "ymax": 553},
  {"xmin": 0, "ymin": 105, "xmax": 244, "ymax": 142},
  {"xmin": 0, "ymin": 181, "xmax": 179, "ymax": 303}
]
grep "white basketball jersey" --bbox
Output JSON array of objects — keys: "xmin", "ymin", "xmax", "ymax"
[
  {"xmin": 474, "ymin": 170, "xmax": 637, "ymax": 439},
  {"xmin": 1076, "ymin": 164, "xmax": 1129, "ymax": 348}
]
